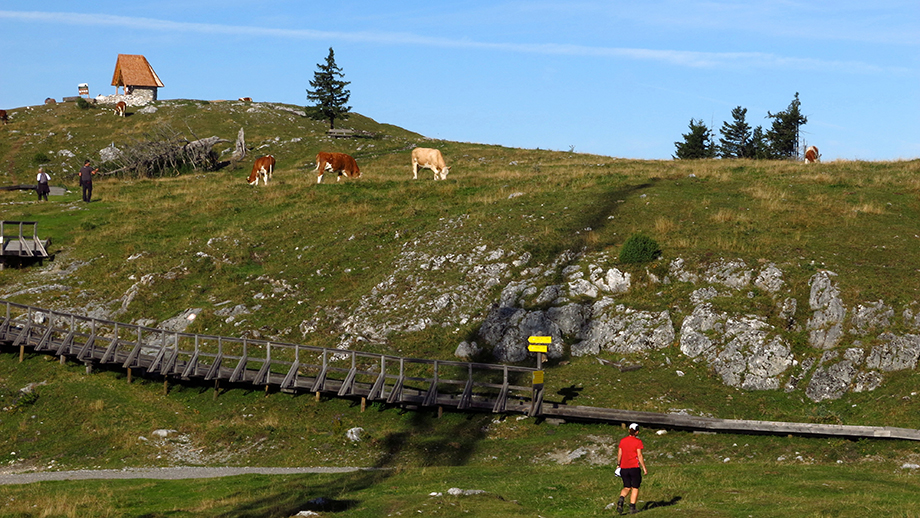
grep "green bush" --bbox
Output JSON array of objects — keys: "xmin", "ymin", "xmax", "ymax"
[
  {"xmin": 618, "ymin": 233, "xmax": 662, "ymax": 264},
  {"xmin": 76, "ymin": 97, "xmax": 92, "ymax": 110},
  {"xmin": 33, "ymin": 152, "xmax": 51, "ymax": 165}
]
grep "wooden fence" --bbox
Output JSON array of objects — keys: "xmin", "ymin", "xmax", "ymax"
[
  {"xmin": 0, "ymin": 299, "xmax": 542, "ymax": 415},
  {"xmin": 2, "ymin": 299, "xmax": 919, "ymax": 441}
]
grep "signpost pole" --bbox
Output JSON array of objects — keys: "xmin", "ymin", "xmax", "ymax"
[{"xmin": 528, "ymin": 336, "xmax": 550, "ymax": 416}]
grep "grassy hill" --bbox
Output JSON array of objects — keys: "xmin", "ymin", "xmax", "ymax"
[{"xmin": 2, "ymin": 99, "xmax": 920, "ymax": 517}]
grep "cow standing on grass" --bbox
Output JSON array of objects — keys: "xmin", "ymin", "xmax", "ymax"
[
  {"xmin": 0, "ymin": 109, "xmax": 8, "ymax": 124},
  {"xmin": 314, "ymin": 152, "xmax": 361, "ymax": 183},
  {"xmin": 114, "ymin": 101, "xmax": 127, "ymax": 117},
  {"xmin": 411, "ymin": 148, "xmax": 450, "ymax": 180},
  {"xmin": 804, "ymin": 146, "xmax": 819, "ymax": 163},
  {"xmin": 248, "ymin": 155, "xmax": 275, "ymax": 186}
]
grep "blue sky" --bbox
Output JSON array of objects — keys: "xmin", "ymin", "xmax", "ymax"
[{"xmin": 1, "ymin": 1, "xmax": 917, "ymax": 160}]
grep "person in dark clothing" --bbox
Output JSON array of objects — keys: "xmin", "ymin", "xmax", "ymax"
[
  {"xmin": 36, "ymin": 167, "xmax": 51, "ymax": 201},
  {"xmin": 78, "ymin": 160, "xmax": 97, "ymax": 202}
]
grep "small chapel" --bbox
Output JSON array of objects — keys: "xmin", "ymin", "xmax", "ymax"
[{"xmin": 109, "ymin": 54, "xmax": 164, "ymax": 104}]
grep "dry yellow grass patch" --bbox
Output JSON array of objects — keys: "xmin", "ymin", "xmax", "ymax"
[
  {"xmin": 584, "ymin": 230, "xmax": 599, "ymax": 246},
  {"xmin": 710, "ymin": 209, "xmax": 751, "ymax": 224},
  {"xmin": 34, "ymin": 487, "xmax": 117, "ymax": 517},
  {"xmin": 491, "ymin": 168, "xmax": 526, "ymax": 180},
  {"xmin": 260, "ymin": 414, "xmax": 280, "ymax": 429},
  {"xmin": 671, "ymin": 236, "xmax": 696, "ymax": 250},
  {"xmin": 742, "ymin": 184, "xmax": 791, "ymax": 212},
  {"xmin": 714, "ymin": 234, "xmax": 745, "ymax": 253},
  {"xmin": 848, "ymin": 202, "xmax": 885, "ymax": 216},
  {"xmin": 654, "ymin": 216, "xmax": 677, "ymax": 234}
]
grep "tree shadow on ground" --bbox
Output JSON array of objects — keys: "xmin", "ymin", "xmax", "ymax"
[{"xmin": 216, "ymin": 406, "xmax": 491, "ymax": 517}]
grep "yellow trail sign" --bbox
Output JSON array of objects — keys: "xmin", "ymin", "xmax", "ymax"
[
  {"xmin": 532, "ymin": 370, "xmax": 544, "ymax": 385},
  {"xmin": 527, "ymin": 336, "xmax": 553, "ymax": 353},
  {"xmin": 528, "ymin": 336, "xmax": 551, "ymax": 352}
]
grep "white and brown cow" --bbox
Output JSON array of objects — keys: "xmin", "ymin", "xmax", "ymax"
[
  {"xmin": 114, "ymin": 101, "xmax": 127, "ymax": 117},
  {"xmin": 314, "ymin": 152, "xmax": 361, "ymax": 183},
  {"xmin": 248, "ymin": 155, "xmax": 275, "ymax": 186},
  {"xmin": 411, "ymin": 147, "xmax": 450, "ymax": 180},
  {"xmin": 804, "ymin": 145, "xmax": 819, "ymax": 163},
  {"xmin": 0, "ymin": 109, "xmax": 7, "ymax": 124}
]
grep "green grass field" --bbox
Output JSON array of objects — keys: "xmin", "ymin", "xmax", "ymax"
[{"xmin": 2, "ymin": 100, "xmax": 920, "ymax": 516}]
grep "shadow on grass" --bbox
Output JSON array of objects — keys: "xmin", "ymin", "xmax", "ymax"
[
  {"xmin": 215, "ymin": 407, "xmax": 490, "ymax": 517},
  {"xmin": 643, "ymin": 495, "xmax": 682, "ymax": 511}
]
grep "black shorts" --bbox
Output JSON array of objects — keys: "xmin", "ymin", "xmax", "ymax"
[{"xmin": 621, "ymin": 467, "xmax": 642, "ymax": 488}]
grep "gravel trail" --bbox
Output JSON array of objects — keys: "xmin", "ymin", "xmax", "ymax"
[{"xmin": 0, "ymin": 466, "xmax": 372, "ymax": 485}]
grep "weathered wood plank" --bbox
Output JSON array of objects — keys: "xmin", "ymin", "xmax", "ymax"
[{"xmin": 3, "ymin": 298, "xmax": 919, "ymax": 443}]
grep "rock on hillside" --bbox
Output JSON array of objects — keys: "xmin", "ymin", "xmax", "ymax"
[{"xmin": 467, "ymin": 256, "xmax": 919, "ymax": 402}]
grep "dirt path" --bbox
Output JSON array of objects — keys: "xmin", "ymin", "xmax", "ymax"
[{"xmin": 0, "ymin": 466, "xmax": 371, "ymax": 485}]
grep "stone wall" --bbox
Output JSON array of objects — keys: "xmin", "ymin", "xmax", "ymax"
[{"xmin": 95, "ymin": 86, "xmax": 158, "ymax": 107}]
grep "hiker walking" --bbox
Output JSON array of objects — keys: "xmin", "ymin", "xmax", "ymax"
[
  {"xmin": 615, "ymin": 423, "xmax": 648, "ymax": 514},
  {"xmin": 36, "ymin": 167, "xmax": 51, "ymax": 201}
]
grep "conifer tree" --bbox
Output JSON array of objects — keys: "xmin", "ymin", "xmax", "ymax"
[
  {"xmin": 750, "ymin": 126, "xmax": 771, "ymax": 159},
  {"xmin": 674, "ymin": 119, "xmax": 715, "ymax": 159},
  {"xmin": 718, "ymin": 106, "xmax": 753, "ymax": 159},
  {"xmin": 306, "ymin": 48, "xmax": 352, "ymax": 129},
  {"xmin": 766, "ymin": 92, "xmax": 807, "ymax": 159}
]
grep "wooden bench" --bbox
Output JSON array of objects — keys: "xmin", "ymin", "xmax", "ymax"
[
  {"xmin": 326, "ymin": 128, "xmax": 355, "ymax": 138},
  {"xmin": 0, "ymin": 221, "xmax": 52, "ymax": 269}
]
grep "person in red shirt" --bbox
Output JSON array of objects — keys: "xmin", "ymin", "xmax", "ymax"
[{"xmin": 616, "ymin": 423, "xmax": 648, "ymax": 514}]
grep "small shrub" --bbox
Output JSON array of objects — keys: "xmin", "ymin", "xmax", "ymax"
[
  {"xmin": 619, "ymin": 233, "xmax": 662, "ymax": 264},
  {"xmin": 33, "ymin": 152, "xmax": 51, "ymax": 165},
  {"xmin": 76, "ymin": 97, "xmax": 92, "ymax": 110}
]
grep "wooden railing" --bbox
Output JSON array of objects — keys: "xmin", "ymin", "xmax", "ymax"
[
  {"xmin": 3, "ymin": 299, "xmax": 919, "ymax": 441},
  {"xmin": 0, "ymin": 300, "xmax": 542, "ymax": 414}
]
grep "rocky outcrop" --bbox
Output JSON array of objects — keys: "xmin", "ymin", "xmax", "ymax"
[
  {"xmin": 679, "ymin": 304, "xmax": 793, "ymax": 391},
  {"xmin": 468, "ymin": 253, "xmax": 920, "ymax": 402},
  {"xmin": 806, "ymin": 270, "xmax": 846, "ymax": 349}
]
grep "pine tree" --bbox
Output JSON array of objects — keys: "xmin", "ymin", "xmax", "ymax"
[
  {"xmin": 750, "ymin": 126, "xmax": 771, "ymax": 159},
  {"xmin": 718, "ymin": 106, "xmax": 752, "ymax": 159},
  {"xmin": 765, "ymin": 92, "xmax": 807, "ymax": 159},
  {"xmin": 306, "ymin": 48, "xmax": 352, "ymax": 129},
  {"xmin": 674, "ymin": 119, "xmax": 715, "ymax": 159}
]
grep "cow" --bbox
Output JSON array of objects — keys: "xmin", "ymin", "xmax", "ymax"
[
  {"xmin": 247, "ymin": 155, "xmax": 275, "ymax": 186},
  {"xmin": 314, "ymin": 152, "xmax": 361, "ymax": 183},
  {"xmin": 411, "ymin": 147, "xmax": 450, "ymax": 180},
  {"xmin": 804, "ymin": 145, "xmax": 819, "ymax": 163},
  {"xmin": 114, "ymin": 101, "xmax": 127, "ymax": 117},
  {"xmin": 239, "ymin": 97, "xmax": 252, "ymax": 102},
  {"xmin": 0, "ymin": 110, "xmax": 7, "ymax": 124}
]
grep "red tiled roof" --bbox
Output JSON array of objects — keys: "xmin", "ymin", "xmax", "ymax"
[{"xmin": 111, "ymin": 54, "xmax": 164, "ymax": 88}]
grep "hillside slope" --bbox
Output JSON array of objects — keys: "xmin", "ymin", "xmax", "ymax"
[{"xmin": 3, "ymin": 99, "xmax": 920, "ymax": 440}]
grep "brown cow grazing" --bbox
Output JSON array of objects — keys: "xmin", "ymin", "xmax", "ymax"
[
  {"xmin": 248, "ymin": 155, "xmax": 275, "ymax": 186},
  {"xmin": 114, "ymin": 101, "xmax": 127, "ymax": 117},
  {"xmin": 314, "ymin": 152, "xmax": 361, "ymax": 183},
  {"xmin": 0, "ymin": 110, "xmax": 7, "ymax": 124},
  {"xmin": 804, "ymin": 145, "xmax": 819, "ymax": 163},
  {"xmin": 238, "ymin": 97, "xmax": 253, "ymax": 102},
  {"xmin": 411, "ymin": 147, "xmax": 450, "ymax": 180}
]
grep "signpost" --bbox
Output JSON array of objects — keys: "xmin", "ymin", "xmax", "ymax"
[{"xmin": 528, "ymin": 336, "xmax": 550, "ymax": 416}]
